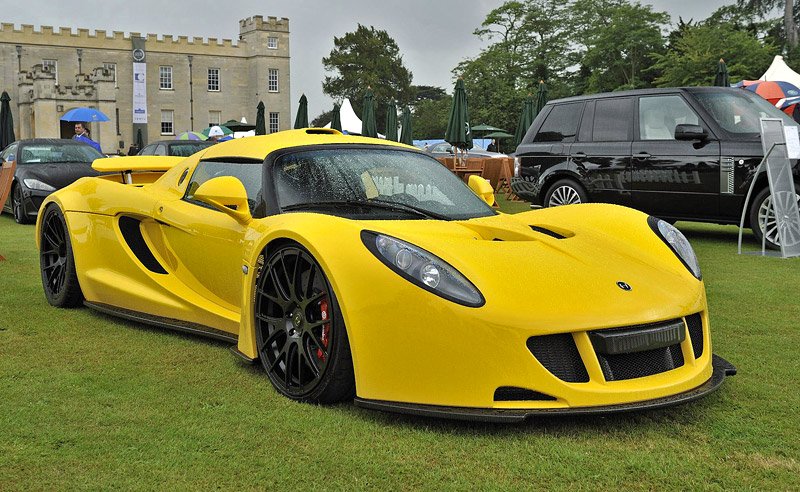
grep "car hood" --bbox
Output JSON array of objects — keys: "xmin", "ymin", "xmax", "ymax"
[
  {"xmin": 351, "ymin": 204, "xmax": 704, "ymax": 331},
  {"xmin": 16, "ymin": 162, "xmax": 99, "ymax": 190}
]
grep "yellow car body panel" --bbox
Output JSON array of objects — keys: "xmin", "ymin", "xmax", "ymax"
[{"xmin": 36, "ymin": 129, "xmax": 732, "ymax": 418}]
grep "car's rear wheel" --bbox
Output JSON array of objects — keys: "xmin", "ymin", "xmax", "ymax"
[
  {"xmin": 254, "ymin": 243, "xmax": 355, "ymax": 403},
  {"xmin": 750, "ymin": 185, "xmax": 800, "ymax": 251},
  {"xmin": 40, "ymin": 203, "xmax": 83, "ymax": 307},
  {"xmin": 12, "ymin": 184, "xmax": 32, "ymax": 224},
  {"xmin": 544, "ymin": 178, "xmax": 587, "ymax": 207}
]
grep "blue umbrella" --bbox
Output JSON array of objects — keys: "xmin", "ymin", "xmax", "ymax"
[{"xmin": 60, "ymin": 107, "xmax": 110, "ymax": 122}]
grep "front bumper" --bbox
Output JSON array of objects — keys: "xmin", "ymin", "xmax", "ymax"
[{"xmin": 354, "ymin": 354, "xmax": 736, "ymax": 423}]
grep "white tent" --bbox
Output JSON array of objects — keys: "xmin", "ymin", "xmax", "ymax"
[
  {"xmin": 760, "ymin": 55, "xmax": 800, "ymax": 88},
  {"xmin": 323, "ymin": 98, "xmax": 384, "ymax": 137}
]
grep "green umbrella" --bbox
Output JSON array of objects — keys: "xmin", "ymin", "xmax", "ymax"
[
  {"xmin": 294, "ymin": 94, "xmax": 309, "ymax": 129},
  {"xmin": 445, "ymin": 78, "xmax": 472, "ymax": 153},
  {"xmin": 384, "ymin": 101, "xmax": 398, "ymax": 141},
  {"xmin": 714, "ymin": 58, "xmax": 730, "ymax": 87},
  {"xmin": 255, "ymin": 101, "xmax": 266, "ymax": 135},
  {"xmin": 331, "ymin": 103, "xmax": 342, "ymax": 132},
  {"xmin": 135, "ymin": 128, "xmax": 144, "ymax": 153},
  {"xmin": 0, "ymin": 91, "xmax": 14, "ymax": 150},
  {"xmin": 485, "ymin": 131, "xmax": 514, "ymax": 153},
  {"xmin": 201, "ymin": 125, "xmax": 233, "ymax": 137},
  {"xmin": 361, "ymin": 88, "xmax": 377, "ymax": 138},
  {"xmin": 471, "ymin": 124, "xmax": 505, "ymax": 133},
  {"xmin": 399, "ymin": 106, "xmax": 413, "ymax": 145},
  {"xmin": 514, "ymin": 94, "xmax": 535, "ymax": 147},
  {"xmin": 534, "ymin": 80, "xmax": 548, "ymax": 116}
]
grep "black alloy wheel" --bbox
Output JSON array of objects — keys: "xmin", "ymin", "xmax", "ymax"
[
  {"xmin": 39, "ymin": 204, "xmax": 83, "ymax": 307},
  {"xmin": 254, "ymin": 243, "xmax": 355, "ymax": 403},
  {"xmin": 12, "ymin": 184, "xmax": 32, "ymax": 224}
]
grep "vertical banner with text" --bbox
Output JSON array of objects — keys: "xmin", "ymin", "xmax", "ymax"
[{"xmin": 132, "ymin": 62, "xmax": 147, "ymax": 124}]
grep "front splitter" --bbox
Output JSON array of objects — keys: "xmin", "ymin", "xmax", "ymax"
[{"xmin": 354, "ymin": 354, "xmax": 736, "ymax": 423}]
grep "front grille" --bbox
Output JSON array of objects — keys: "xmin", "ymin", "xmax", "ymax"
[
  {"xmin": 686, "ymin": 313, "xmax": 704, "ymax": 359},
  {"xmin": 596, "ymin": 343, "xmax": 684, "ymax": 381},
  {"xmin": 494, "ymin": 386, "xmax": 556, "ymax": 402},
  {"xmin": 527, "ymin": 333, "xmax": 589, "ymax": 383}
]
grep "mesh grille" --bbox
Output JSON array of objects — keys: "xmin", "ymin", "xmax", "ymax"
[
  {"xmin": 494, "ymin": 386, "xmax": 556, "ymax": 402},
  {"xmin": 686, "ymin": 313, "xmax": 704, "ymax": 359},
  {"xmin": 527, "ymin": 334, "xmax": 589, "ymax": 383},
  {"xmin": 597, "ymin": 344, "xmax": 684, "ymax": 381}
]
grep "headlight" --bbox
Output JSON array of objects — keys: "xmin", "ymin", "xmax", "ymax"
[
  {"xmin": 361, "ymin": 231, "xmax": 484, "ymax": 307},
  {"xmin": 22, "ymin": 179, "xmax": 56, "ymax": 192},
  {"xmin": 648, "ymin": 216, "xmax": 701, "ymax": 279}
]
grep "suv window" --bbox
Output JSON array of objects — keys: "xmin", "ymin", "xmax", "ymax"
[
  {"xmin": 184, "ymin": 160, "xmax": 265, "ymax": 218},
  {"xmin": 139, "ymin": 144, "xmax": 156, "ymax": 156},
  {"xmin": 593, "ymin": 98, "xmax": 633, "ymax": 142},
  {"xmin": 154, "ymin": 144, "xmax": 167, "ymax": 156},
  {"xmin": 639, "ymin": 95, "xmax": 699, "ymax": 140},
  {"xmin": 534, "ymin": 103, "xmax": 582, "ymax": 142}
]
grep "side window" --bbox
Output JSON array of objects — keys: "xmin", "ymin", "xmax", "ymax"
[
  {"xmin": 2, "ymin": 143, "xmax": 17, "ymax": 162},
  {"xmin": 578, "ymin": 101, "xmax": 595, "ymax": 142},
  {"xmin": 184, "ymin": 160, "xmax": 266, "ymax": 218},
  {"xmin": 639, "ymin": 95, "xmax": 700, "ymax": 140},
  {"xmin": 139, "ymin": 144, "xmax": 155, "ymax": 156},
  {"xmin": 154, "ymin": 144, "xmax": 167, "ymax": 156},
  {"xmin": 534, "ymin": 103, "xmax": 582, "ymax": 143},
  {"xmin": 593, "ymin": 98, "xmax": 633, "ymax": 142}
]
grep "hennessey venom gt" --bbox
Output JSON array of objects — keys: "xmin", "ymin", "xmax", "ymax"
[{"xmin": 36, "ymin": 128, "xmax": 735, "ymax": 422}]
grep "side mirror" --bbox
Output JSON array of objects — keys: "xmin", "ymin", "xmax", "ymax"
[
  {"xmin": 467, "ymin": 174, "xmax": 496, "ymax": 207},
  {"xmin": 193, "ymin": 176, "xmax": 252, "ymax": 224},
  {"xmin": 674, "ymin": 124, "xmax": 707, "ymax": 141}
]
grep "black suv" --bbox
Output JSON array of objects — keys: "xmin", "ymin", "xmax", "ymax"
[{"xmin": 511, "ymin": 87, "xmax": 800, "ymax": 249}]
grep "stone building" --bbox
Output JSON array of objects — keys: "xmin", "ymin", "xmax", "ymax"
[{"xmin": 0, "ymin": 15, "xmax": 291, "ymax": 153}]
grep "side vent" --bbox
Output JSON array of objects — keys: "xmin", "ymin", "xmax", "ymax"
[
  {"xmin": 494, "ymin": 386, "xmax": 557, "ymax": 402},
  {"xmin": 529, "ymin": 225, "xmax": 566, "ymax": 239},
  {"xmin": 527, "ymin": 334, "xmax": 590, "ymax": 383},
  {"xmin": 305, "ymin": 128, "xmax": 340, "ymax": 135},
  {"xmin": 118, "ymin": 216, "xmax": 168, "ymax": 274},
  {"xmin": 685, "ymin": 313, "xmax": 704, "ymax": 359}
]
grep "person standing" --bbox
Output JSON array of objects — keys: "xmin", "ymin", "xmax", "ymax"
[{"xmin": 73, "ymin": 122, "xmax": 102, "ymax": 153}]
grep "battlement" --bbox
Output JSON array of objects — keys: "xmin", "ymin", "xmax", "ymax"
[{"xmin": 239, "ymin": 15, "xmax": 290, "ymax": 34}]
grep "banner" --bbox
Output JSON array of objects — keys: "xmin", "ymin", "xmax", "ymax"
[{"xmin": 132, "ymin": 62, "xmax": 147, "ymax": 124}]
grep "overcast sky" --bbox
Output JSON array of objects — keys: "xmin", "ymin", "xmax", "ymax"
[{"xmin": 1, "ymin": 0, "xmax": 731, "ymax": 120}]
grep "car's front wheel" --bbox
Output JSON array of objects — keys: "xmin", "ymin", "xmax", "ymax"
[
  {"xmin": 749, "ymin": 185, "xmax": 800, "ymax": 251},
  {"xmin": 39, "ymin": 203, "xmax": 83, "ymax": 307},
  {"xmin": 544, "ymin": 178, "xmax": 587, "ymax": 207},
  {"xmin": 12, "ymin": 184, "xmax": 32, "ymax": 224},
  {"xmin": 254, "ymin": 243, "xmax": 355, "ymax": 403}
]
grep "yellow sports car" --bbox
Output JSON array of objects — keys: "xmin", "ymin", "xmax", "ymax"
[{"xmin": 37, "ymin": 129, "xmax": 735, "ymax": 421}]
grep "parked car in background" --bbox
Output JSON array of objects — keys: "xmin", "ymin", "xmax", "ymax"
[
  {"xmin": 512, "ymin": 87, "xmax": 800, "ymax": 249},
  {"xmin": 426, "ymin": 142, "xmax": 506, "ymax": 159},
  {"xmin": 1, "ymin": 139, "xmax": 103, "ymax": 224},
  {"xmin": 138, "ymin": 140, "xmax": 214, "ymax": 157}
]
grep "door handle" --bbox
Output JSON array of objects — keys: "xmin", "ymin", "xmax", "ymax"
[
  {"xmin": 570, "ymin": 152, "xmax": 587, "ymax": 161},
  {"xmin": 634, "ymin": 152, "xmax": 651, "ymax": 160}
]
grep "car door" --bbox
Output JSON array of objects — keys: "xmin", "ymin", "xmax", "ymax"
[
  {"xmin": 631, "ymin": 94, "xmax": 721, "ymax": 219},
  {"xmin": 154, "ymin": 159, "xmax": 264, "ymax": 311},
  {"xmin": 568, "ymin": 97, "xmax": 633, "ymax": 206}
]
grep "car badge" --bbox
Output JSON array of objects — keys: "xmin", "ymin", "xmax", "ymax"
[{"xmin": 616, "ymin": 281, "xmax": 632, "ymax": 291}]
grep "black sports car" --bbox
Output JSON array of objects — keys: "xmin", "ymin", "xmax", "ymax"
[{"xmin": 0, "ymin": 139, "xmax": 103, "ymax": 224}]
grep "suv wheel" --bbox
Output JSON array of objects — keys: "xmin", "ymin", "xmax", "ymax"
[
  {"xmin": 544, "ymin": 179, "xmax": 587, "ymax": 207},
  {"xmin": 749, "ymin": 185, "xmax": 800, "ymax": 250}
]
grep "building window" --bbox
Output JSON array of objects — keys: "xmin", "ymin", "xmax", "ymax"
[
  {"xmin": 207, "ymin": 68, "xmax": 220, "ymax": 92},
  {"xmin": 42, "ymin": 59, "xmax": 57, "ymax": 84},
  {"xmin": 269, "ymin": 112, "xmax": 279, "ymax": 133},
  {"xmin": 268, "ymin": 69, "xmax": 279, "ymax": 92},
  {"xmin": 103, "ymin": 62, "xmax": 117, "ymax": 87},
  {"xmin": 159, "ymin": 66, "xmax": 173, "ymax": 90},
  {"xmin": 268, "ymin": 37, "xmax": 278, "ymax": 49},
  {"xmin": 209, "ymin": 111, "xmax": 221, "ymax": 127},
  {"xmin": 161, "ymin": 110, "xmax": 174, "ymax": 135}
]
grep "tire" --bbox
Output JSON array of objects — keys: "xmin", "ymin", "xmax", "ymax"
[
  {"xmin": 749, "ymin": 184, "xmax": 800, "ymax": 251},
  {"xmin": 12, "ymin": 184, "xmax": 33, "ymax": 224},
  {"xmin": 254, "ymin": 243, "xmax": 355, "ymax": 404},
  {"xmin": 544, "ymin": 178, "xmax": 587, "ymax": 208},
  {"xmin": 39, "ymin": 203, "xmax": 84, "ymax": 307}
]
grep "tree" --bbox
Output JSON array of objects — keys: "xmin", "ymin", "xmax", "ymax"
[
  {"xmin": 738, "ymin": 0, "xmax": 797, "ymax": 48},
  {"xmin": 413, "ymin": 97, "xmax": 452, "ymax": 140},
  {"xmin": 322, "ymin": 24, "xmax": 414, "ymax": 133},
  {"xmin": 571, "ymin": 0, "xmax": 670, "ymax": 92}
]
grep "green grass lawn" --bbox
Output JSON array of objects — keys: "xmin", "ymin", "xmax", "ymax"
[{"xmin": 1, "ymin": 202, "xmax": 799, "ymax": 490}]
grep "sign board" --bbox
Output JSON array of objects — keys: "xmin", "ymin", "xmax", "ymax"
[
  {"xmin": 759, "ymin": 119, "xmax": 800, "ymax": 257},
  {"xmin": 132, "ymin": 62, "xmax": 147, "ymax": 124}
]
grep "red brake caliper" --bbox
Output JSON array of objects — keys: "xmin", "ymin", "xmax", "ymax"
[{"xmin": 316, "ymin": 298, "xmax": 330, "ymax": 361}]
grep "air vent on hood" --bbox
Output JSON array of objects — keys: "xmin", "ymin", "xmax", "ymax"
[{"xmin": 529, "ymin": 225, "xmax": 566, "ymax": 239}]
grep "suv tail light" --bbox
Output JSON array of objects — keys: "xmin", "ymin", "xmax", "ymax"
[{"xmin": 513, "ymin": 156, "xmax": 521, "ymax": 177}]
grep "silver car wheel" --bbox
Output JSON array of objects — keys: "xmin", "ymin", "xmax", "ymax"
[
  {"xmin": 548, "ymin": 185, "xmax": 582, "ymax": 207},
  {"xmin": 757, "ymin": 191, "xmax": 800, "ymax": 247}
]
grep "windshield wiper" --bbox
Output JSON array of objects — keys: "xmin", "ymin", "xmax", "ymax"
[{"xmin": 282, "ymin": 199, "xmax": 451, "ymax": 220}]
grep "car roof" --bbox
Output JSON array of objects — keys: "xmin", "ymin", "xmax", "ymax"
[
  {"xmin": 199, "ymin": 128, "xmax": 415, "ymax": 160},
  {"xmin": 147, "ymin": 140, "xmax": 213, "ymax": 146},
  {"xmin": 16, "ymin": 138, "xmax": 85, "ymax": 146},
  {"xmin": 546, "ymin": 86, "xmax": 738, "ymax": 105}
]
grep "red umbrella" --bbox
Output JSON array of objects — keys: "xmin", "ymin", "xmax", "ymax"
[{"xmin": 743, "ymin": 80, "xmax": 800, "ymax": 105}]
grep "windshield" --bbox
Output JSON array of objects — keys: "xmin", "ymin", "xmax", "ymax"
[
  {"xmin": 692, "ymin": 90, "xmax": 798, "ymax": 135},
  {"xmin": 18, "ymin": 143, "xmax": 103, "ymax": 165},
  {"xmin": 273, "ymin": 148, "xmax": 496, "ymax": 221}
]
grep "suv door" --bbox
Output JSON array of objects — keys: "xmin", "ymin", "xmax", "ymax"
[
  {"xmin": 631, "ymin": 94, "xmax": 721, "ymax": 219},
  {"xmin": 568, "ymin": 97, "xmax": 633, "ymax": 206}
]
